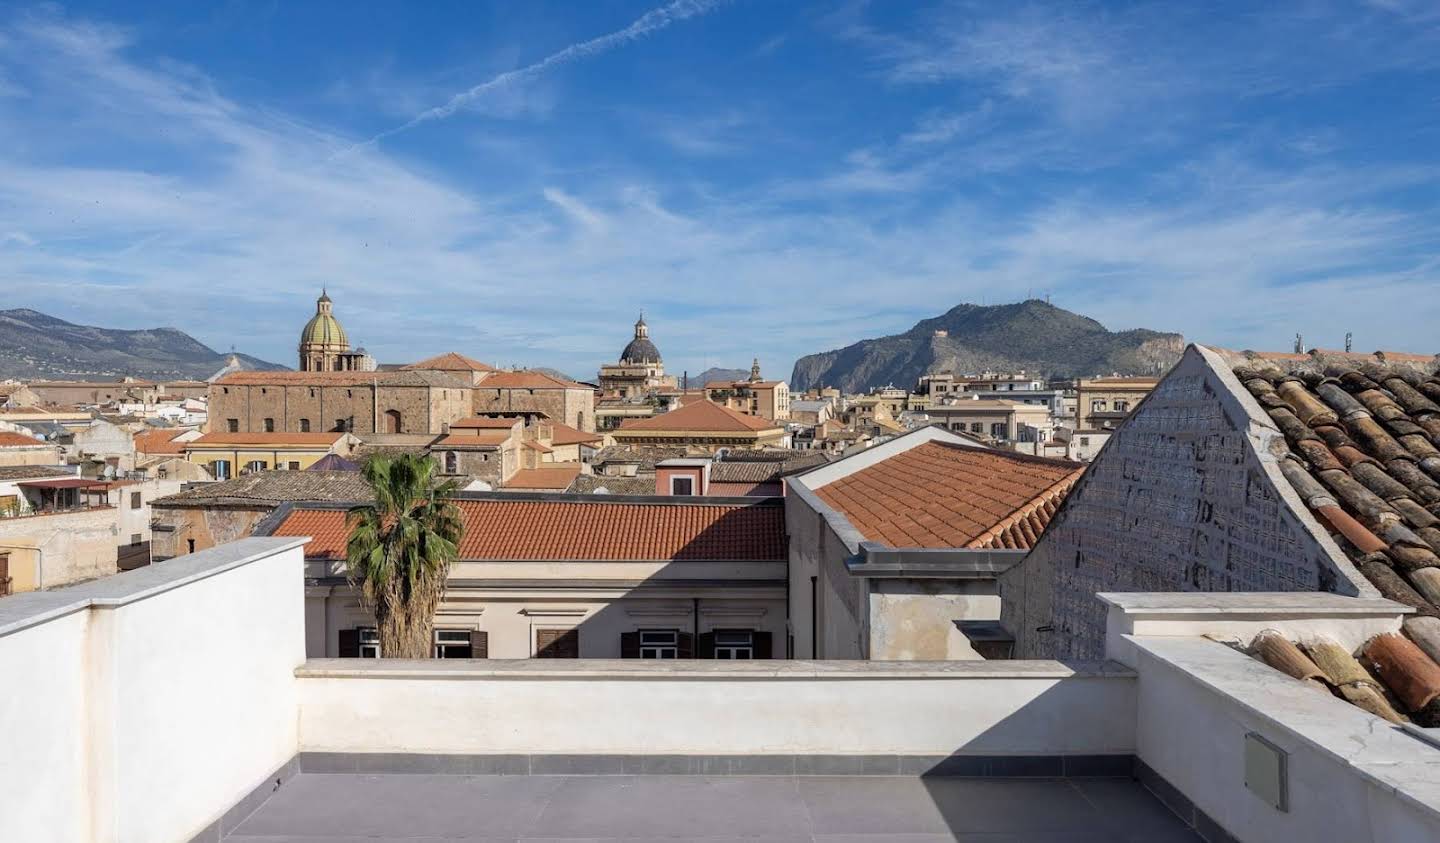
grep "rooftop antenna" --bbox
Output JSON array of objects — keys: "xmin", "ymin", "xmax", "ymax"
[
  {"xmin": 1345, "ymin": 332, "xmax": 1353, "ymax": 353},
  {"xmin": 1294, "ymin": 333, "xmax": 1304, "ymax": 354}
]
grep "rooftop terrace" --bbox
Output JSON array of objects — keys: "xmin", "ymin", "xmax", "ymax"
[{"xmin": 2, "ymin": 538, "xmax": 1439, "ymax": 843}]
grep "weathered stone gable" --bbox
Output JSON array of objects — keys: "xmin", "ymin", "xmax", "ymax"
[{"xmin": 1000, "ymin": 345, "xmax": 1366, "ymax": 659}]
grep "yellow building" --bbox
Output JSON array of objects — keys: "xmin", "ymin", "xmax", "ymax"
[
  {"xmin": 183, "ymin": 432, "xmax": 359, "ymax": 479},
  {"xmin": 612, "ymin": 400, "xmax": 788, "ymax": 450},
  {"xmin": 702, "ymin": 359, "xmax": 791, "ymax": 421},
  {"xmin": 1075, "ymin": 376, "xmax": 1160, "ymax": 430}
]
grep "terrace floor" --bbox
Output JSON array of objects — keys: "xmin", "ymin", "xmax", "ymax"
[{"xmin": 223, "ymin": 772, "xmax": 1201, "ymax": 842}]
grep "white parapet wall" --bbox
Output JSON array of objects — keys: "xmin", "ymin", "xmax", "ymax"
[
  {"xmin": 1100, "ymin": 591, "xmax": 1440, "ymax": 843},
  {"xmin": 296, "ymin": 659, "xmax": 1137, "ymax": 757},
  {"xmin": 0, "ymin": 537, "xmax": 308, "ymax": 843}
]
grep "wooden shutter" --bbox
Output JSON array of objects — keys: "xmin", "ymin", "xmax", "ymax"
[
  {"xmin": 677, "ymin": 632, "xmax": 694, "ymax": 659},
  {"xmin": 697, "ymin": 632, "xmax": 716, "ymax": 659},
  {"xmin": 620, "ymin": 632, "xmax": 640, "ymax": 659},
  {"xmin": 338, "ymin": 629, "xmax": 360, "ymax": 658},
  {"xmin": 470, "ymin": 630, "xmax": 489, "ymax": 659},
  {"xmin": 537, "ymin": 628, "xmax": 579, "ymax": 659},
  {"xmin": 754, "ymin": 631, "xmax": 773, "ymax": 659}
]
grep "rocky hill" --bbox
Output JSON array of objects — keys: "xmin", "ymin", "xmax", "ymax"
[
  {"xmin": 693, "ymin": 367, "xmax": 749, "ymax": 386},
  {"xmin": 0, "ymin": 309, "xmax": 285, "ymax": 381},
  {"xmin": 789, "ymin": 300, "xmax": 1183, "ymax": 393}
]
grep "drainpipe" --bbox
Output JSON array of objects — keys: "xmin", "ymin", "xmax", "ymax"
[{"xmin": 0, "ymin": 542, "xmax": 42, "ymax": 591}]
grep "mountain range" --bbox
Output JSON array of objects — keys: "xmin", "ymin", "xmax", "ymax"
[
  {"xmin": 789, "ymin": 300, "xmax": 1184, "ymax": 393},
  {"xmin": 0, "ymin": 309, "xmax": 285, "ymax": 381}
]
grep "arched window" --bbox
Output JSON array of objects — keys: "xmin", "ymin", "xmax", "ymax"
[
  {"xmin": 299, "ymin": 418, "xmax": 311, "ymax": 433},
  {"xmin": 445, "ymin": 451, "xmax": 458, "ymax": 474}
]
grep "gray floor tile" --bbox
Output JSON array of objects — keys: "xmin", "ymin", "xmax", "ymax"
[
  {"xmin": 797, "ymin": 777, "xmax": 953, "ymax": 835},
  {"xmin": 529, "ymin": 775, "xmax": 812, "ymax": 838},
  {"xmin": 229, "ymin": 773, "xmax": 563, "ymax": 838},
  {"xmin": 1071, "ymin": 779, "xmax": 1204, "ymax": 842},
  {"xmin": 919, "ymin": 778, "xmax": 1107, "ymax": 834}
]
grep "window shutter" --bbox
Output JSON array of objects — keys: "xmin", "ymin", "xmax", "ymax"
[
  {"xmin": 620, "ymin": 632, "xmax": 640, "ymax": 659},
  {"xmin": 754, "ymin": 631, "xmax": 773, "ymax": 659},
  {"xmin": 677, "ymin": 632, "xmax": 694, "ymax": 659},
  {"xmin": 697, "ymin": 632, "xmax": 716, "ymax": 659},
  {"xmin": 338, "ymin": 629, "xmax": 360, "ymax": 658},
  {"xmin": 470, "ymin": 630, "xmax": 488, "ymax": 659}
]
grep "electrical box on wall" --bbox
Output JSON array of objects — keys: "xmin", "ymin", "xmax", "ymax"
[{"xmin": 1244, "ymin": 732, "xmax": 1289, "ymax": 812}]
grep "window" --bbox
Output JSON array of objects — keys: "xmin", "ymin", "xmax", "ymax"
[
  {"xmin": 130, "ymin": 533, "xmax": 142, "ymax": 546},
  {"xmin": 285, "ymin": 461, "xmax": 299, "ymax": 471},
  {"xmin": 299, "ymin": 418, "xmax": 311, "ymax": 433},
  {"xmin": 1091, "ymin": 399, "xmax": 1107, "ymax": 413},
  {"xmin": 1114, "ymin": 400, "xmax": 1129, "ymax": 413},
  {"xmin": 670, "ymin": 476, "xmax": 694, "ymax": 495},
  {"xmin": 263, "ymin": 417, "xmax": 275, "ymax": 432},
  {"xmin": 335, "ymin": 418, "xmax": 347, "ymax": 432},
  {"xmin": 433, "ymin": 629, "xmax": 473, "ymax": 659},
  {"xmin": 970, "ymin": 422, "xmax": 983, "ymax": 433},
  {"xmin": 990, "ymin": 422, "xmax": 1006, "ymax": 438},
  {"xmin": 211, "ymin": 459, "xmax": 231, "ymax": 480},
  {"xmin": 309, "ymin": 388, "xmax": 316, "ymax": 398},
  {"xmin": 1079, "ymin": 437, "xmax": 1091, "ymax": 446},
  {"xmin": 244, "ymin": 460, "xmax": 267, "ymax": 474},
  {"xmin": 639, "ymin": 629, "xmax": 680, "ymax": 659},
  {"xmin": 445, "ymin": 451, "xmax": 458, "ymax": 473},
  {"xmin": 713, "ymin": 630, "xmax": 754, "ymax": 660},
  {"xmin": 226, "ymin": 418, "xmax": 239, "ymax": 433},
  {"xmin": 358, "ymin": 627, "xmax": 380, "ymax": 658},
  {"xmin": 186, "ymin": 539, "xmax": 196, "ymax": 554},
  {"xmin": 129, "ymin": 491, "xmax": 142, "ymax": 509}
]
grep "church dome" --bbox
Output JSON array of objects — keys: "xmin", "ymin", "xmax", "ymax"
[
  {"xmin": 299, "ymin": 290, "xmax": 348, "ymax": 349},
  {"xmin": 620, "ymin": 314, "xmax": 661, "ymax": 364}
]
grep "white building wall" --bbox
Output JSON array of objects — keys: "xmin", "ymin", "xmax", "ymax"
[
  {"xmin": 298, "ymin": 661, "xmax": 1137, "ymax": 756},
  {"xmin": 0, "ymin": 537, "xmax": 307, "ymax": 843}
]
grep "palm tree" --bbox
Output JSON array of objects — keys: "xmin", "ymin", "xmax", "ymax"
[{"xmin": 345, "ymin": 453, "xmax": 463, "ymax": 658}]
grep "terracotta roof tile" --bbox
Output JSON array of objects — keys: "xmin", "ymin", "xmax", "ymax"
[
  {"xmin": 478, "ymin": 370, "xmax": 589, "ymax": 390},
  {"xmin": 813, "ymin": 441, "xmax": 1084, "ymax": 549},
  {"xmin": 154, "ymin": 471, "xmax": 372, "ymax": 507},
  {"xmin": 0, "ymin": 432, "xmax": 50, "ymax": 448},
  {"xmin": 401, "ymin": 352, "xmax": 496, "ymax": 372},
  {"xmin": 548, "ymin": 422, "xmax": 603, "ymax": 446},
  {"xmin": 433, "ymin": 432, "xmax": 508, "ymax": 447},
  {"xmin": 134, "ymin": 429, "xmax": 187, "ymax": 454},
  {"xmin": 503, "ymin": 464, "xmax": 582, "ymax": 490},
  {"xmin": 619, "ymin": 400, "xmax": 780, "ymax": 433},
  {"xmin": 450, "ymin": 418, "xmax": 520, "ymax": 430},
  {"xmin": 189, "ymin": 432, "xmax": 346, "ymax": 447},
  {"xmin": 267, "ymin": 496, "xmax": 785, "ymax": 561}
]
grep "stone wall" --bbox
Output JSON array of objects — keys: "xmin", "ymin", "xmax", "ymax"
[
  {"xmin": 209, "ymin": 382, "xmax": 467, "ymax": 435},
  {"xmin": 473, "ymin": 387, "xmax": 595, "ymax": 433},
  {"xmin": 0, "ymin": 507, "xmax": 121, "ymax": 589},
  {"xmin": 1000, "ymin": 345, "xmax": 1368, "ymax": 660},
  {"xmin": 152, "ymin": 505, "xmax": 272, "ymax": 559}
]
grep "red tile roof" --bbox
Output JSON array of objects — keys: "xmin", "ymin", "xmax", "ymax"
[
  {"xmin": 268, "ymin": 497, "xmax": 786, "ymax": 561},
  {"xmin": 504, "ymin": 464, "xmax": 583, "ymax": 490},
  {"xmin": 134, "ymin": 429, "xmax": 186, "ymax": 454},
  {"xmin": 548, "ymin": 422, "xmax": 603, "ymax": 446},
  {"xmin": 450, "ymin": 417, "xmax": 521, "ymax": 430},
  {"xmin": 478, "ymin": 370, "xmax": 589, "ymax": 390},
  {"xmin": 401, "ymin": 352, "xmax": 496, "ymax": 372},
  {"xmin": 188, "ymin": 432, "xmax": 346, "ymax": 447},
  {"xmin": 0, "ymin": 432, "xmax": 50, "ymax": 448},
  {"xmin": 619, "ymin": 400, "xmax": 780, "ymax": 433},
  {"xmin": 433, "ymin": 432, "xmax": 509, "ymax": 447},
  {"xmin": 814, "ymin": 441, "xmax": 1084, "ymax": 549}
]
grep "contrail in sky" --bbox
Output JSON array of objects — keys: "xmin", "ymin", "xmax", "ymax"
[{"xmin": 359, "ymin": 0, "xmax": 726, "ymax": 148}]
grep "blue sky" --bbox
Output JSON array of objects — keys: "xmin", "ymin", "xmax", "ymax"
[{"xmin": 1, "ymin": 1, "xmax": 1437, "ymax": 378}]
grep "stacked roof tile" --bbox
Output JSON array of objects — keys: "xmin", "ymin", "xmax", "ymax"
[
  {"xmin": 813, "ymin": 441, "xmax": 1084, "ymax": 549},
  {"xmin": 266, "ymin": 496, "xmax": 786, "ymax": 561},
  {"xmin": 1235, "ymin": 359, "xmax": 1440, "ymax": 724},
  {"xmin": 153, "ymin": 471, "xmax": 373, "ymax": 507}
]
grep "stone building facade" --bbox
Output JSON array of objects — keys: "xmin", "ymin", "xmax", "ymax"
[
  {"xmin": 208, "ymin": 370, "xmax": 471, "ymax": 435},
  {"xmin": 999, "ymin": 346, "xmax": 1368, "ymax": 660},
  {"xmin": 472, "ymin": 371, "xmax": 596, "ymax": 433}
]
